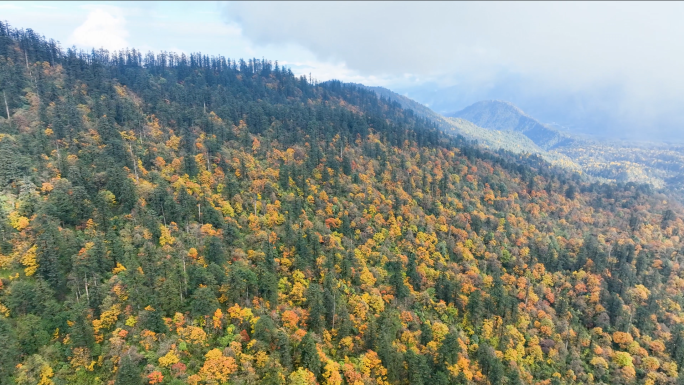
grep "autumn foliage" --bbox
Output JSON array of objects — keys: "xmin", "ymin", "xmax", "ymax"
[{"xmin": 1, "ymin": 22, "xmax": 684, "ymax": 385}]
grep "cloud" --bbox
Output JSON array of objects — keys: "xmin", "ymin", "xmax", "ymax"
[
  {"xmin": 30, "ymin": 4, "xmax": 58, "ymax": 10},
  {"xmin": 222, "ymin": 2, "xmax": 684, "ymax": 138},
  {"xmin": 0, "ymin": 4, "xmax": 23, "ymax": 10},
  {"xmin": 69, "ymin": 6, "xmax": 129, "ymax": 51},
  {"xmin": 282, "ymin": 59, "xmax": 396, "ymax": 86},
  {"xmin": 223, "ymin": 2, "xmax": 684, "ymax": 88}
]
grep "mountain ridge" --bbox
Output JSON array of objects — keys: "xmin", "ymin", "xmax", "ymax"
[
  {"xmin": 356, "ymin": 84, "xmax": 684, "ymax": 192},
  {"xmin": 354, "ymin": 84, "xmax": 582, "ymax": 170},
  {"xmin": 448, "ymin": 100, "xmax": 575, "ymax": 150},
  {"xmin": 2, "ymin": 22, "xmax": 684, "ymax": 385}
]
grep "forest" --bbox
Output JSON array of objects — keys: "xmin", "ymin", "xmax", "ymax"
[{"xmin": 1, "ymin": 23, "xmax": 684, "ymax": 385}]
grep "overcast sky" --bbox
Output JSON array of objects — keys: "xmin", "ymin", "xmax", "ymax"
[{"xmin": 3, "ymin": 1, "xmax": 684, "ymax": 141}]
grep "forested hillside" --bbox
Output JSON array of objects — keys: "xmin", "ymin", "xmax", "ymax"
[
  {"xmin": 447, "ymin": 101, "xmax": 574, "ymax": 151},
  {"xmin": 446, "ymin": 99, "xmax": 684, "ymax": 192},
  {"xmin": 357, "ymin": 85, "xmax": 579, "ymax": 170},
  {"xmin": 2, "ymin": 23, "xmax": 684, "ymax": 385}
]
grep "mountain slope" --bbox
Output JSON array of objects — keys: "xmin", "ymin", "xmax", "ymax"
[
  {"xmin": 359, "ymin": 84, "xmax": 580, "ymax": 170},
  {"xmin": 357, "ymin": 85, "xmax": 543, "ymax": 152},
  {"xmin": 358, "ymin": 83, "xmax": 684, "ymax": 193},
  {"xmin": 360, "ymin": 84, "xmax": 448, "ymax": 125},
  {"xmin": 449, "ymin": 100, "xmax": 574, "ymax": 149},
  {"xmin": 1, "ymin": 23, "xmax": 684, "ymax": 385}
]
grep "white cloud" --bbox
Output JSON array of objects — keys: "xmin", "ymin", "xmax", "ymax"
[
  {"xmin": 30, "ymin": 4, "xmax": 58, "ymax": 10},
  {"xmin": 222, "ymin": 2, "xmax": 684, "ymax": 138},
  {"xmin": 69, "ymin": 6, "xmax": 129, "ymax": 51},
  {"xmin": 282, "ymin": 59, "xmax": 395, "ymax": 86},
  {"xmin": 222, "ymin": 2, "xmax": 684, "ymax": 88},
  {"xmin": 0, "ymin": 4, "xmax": 23, "ymax": 10}
]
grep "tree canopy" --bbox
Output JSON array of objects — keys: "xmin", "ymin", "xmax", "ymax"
[{"xmin": 1, "ymin": 22, "xmax": 684, "ymax": 385}]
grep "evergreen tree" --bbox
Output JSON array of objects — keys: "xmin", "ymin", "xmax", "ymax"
[
  {"xmin": 306, "ymin": 284, "xmax": 325, "ymax": 334},
  {"xmin": 298, "ymin": 333, "xmax": 321, "ymax": 379},
  {"xmin": 114, "ymin": 354, "xmax": 142, "ymax": 385},
  {"xmin": 0, "ymin": 317, "xmax": 19, "ymax": 383}
]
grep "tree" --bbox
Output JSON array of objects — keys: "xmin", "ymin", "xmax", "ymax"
[
  {"xmin": 437, "ymin": 330, "xmax": 460, "ymax": 369},
  {"xmin": 387, "ymin": 260, "xmax": 409, "ymax": 300},
  {"xmin": 190, "ymin": 286, "xmax": 220, "ymax": 318},
  {"xmin": 14, "ymin": 353, "xmax": 54, "ymax": 385},
  {"xmin": 15, "ymin": 314, "xmax": 50, "ymax": 356},
  {"xmin": 477, "ymin": 343, "xmax": 504, "ymax": 385},
  {"xmin": 0, "ymin": 137, "xmax": 22, "ymax": 186},
  {"xmin": 299, "ymin": 333, "xmax": 322, "ymax": 379},
  {"xmin": 0, "ymin": 317, "xmax": 19, "ymax": 383},
  {"xmin": 276, "ymin": 330, "xmax": 293, "ymax": 372},
  {"xmin": 33, "ymin": 215, "xmax": 67, "ymax": 291},
  {"xmin": 115, "ymin": 354, "xmax": 142, "ymax": 385},
  {"xmin": 405, "ymin": 350, "xmax": 430, "ymax": 385},
  {"xmin": 254, "ymin": 315, "xmax": 277, "ymax": 348},
  {"xmin": 306, "ymin": 284, "xmax": 325, "ymax": 334},
  {"xmin": 467, "ymin": 289, "xmax": 484, "ymax": 326}
]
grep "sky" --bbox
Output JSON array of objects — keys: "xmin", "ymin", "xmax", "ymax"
[{"xmin": 3, "ymin": 1, "xmax": 684, "ymax": 142}]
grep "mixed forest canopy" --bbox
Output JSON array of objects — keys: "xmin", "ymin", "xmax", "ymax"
[{"xmin": 1, "ymin": 22, "xmax": 684, "ymax": 385}]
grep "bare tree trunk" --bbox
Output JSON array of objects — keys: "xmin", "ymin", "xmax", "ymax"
[
  {"xmin": 161, "ymin": 205, "xmax": 167, "ymax": 226},
  {"xmin": 128, "ymin": 143, "xmax": 139, "ymax": 182},
  {"xmin": 182, "ymin": 253, "xmax": 187, "ymax": 296},
  {"xmin": 24, "ymin": 50, "xmax": 35, "ymax": 87},
  {"xmin": 84, "ymin": 274, "xmax": 90, "ymax": 305},
  {"xmin": 3, "ymin": 90, "xmax": 9, "ymax": 122},
  {"xmin": 332, "ymin": 291, "xmax": 336, "ymax": 330}
]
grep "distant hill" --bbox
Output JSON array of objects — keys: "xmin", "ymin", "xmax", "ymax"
[
  {"xmin": 448, "ymin": 100, "xmax": 574, "ymax": 150},
  {"xmin": 356, "ymin": 85, "xmax": 578, "ymax": 166},
  {"xmin": 356, "ymin": 84, "xmax": 684, "ymax": 192},
  {"xmin": 350, "ymin": 84, "xmax": 447, "ymax": 125},
  {"xmin": 356, "ymin": 85, "xmax": 537, "ymax": 151}
]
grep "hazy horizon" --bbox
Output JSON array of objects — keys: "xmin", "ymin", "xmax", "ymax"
[{"xmin": 4, "ymin": 1, "xmax": 684, "ymax": 142}]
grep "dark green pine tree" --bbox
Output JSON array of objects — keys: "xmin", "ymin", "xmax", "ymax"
[
  {"xmin": 467, "ymin": 289, "xmax": 484, "ymax": 327},
  {"xmin": 437, "ymin": 330, "xmax": 460, "ymax": 369},
  {"xmin": 276, "ymin": 330, "xmax": 293, "ymax": 372},
  {"xmin": 0, "ymin": 317, "xmax": 20, "ymax": 383},
  {"xmin": 405, "ymin": 350, "xmax": 430, "ymax": 385},
  {"xmin": 253, "ymin": 315, "xmax": 277, "ymax": 348},
  {"xmin": 114, "ymin": 354, "xmax": 142, "ymax": 385},
  {"xmin": 299, "ymin": 332, "xmax": 322, "ymax": 379},
  {"xmin": 477, "ymin": 343, "xmax": 504, "ymax": 385},
  {"xmin": 306, "ymin": 284, "xmax": 325, "ymax": 334},
  {"xmin": 669, "ymin": 323, "xmax": 684, "ymax": 368},
  {"xmin": 190, "ymin": 286, "xmax": 219, "ymax": 319},
  {"xmin": 386, "ymin": 259, "xmax": 409, "ymax": 300},
  {"xmin": 0, "ymin": 137, "xmax": 21, "ymax": 186},
  {"xmin": 323, "ymin": 268, "xmax": 338, "ymax": 328},
  {"xmin": 34, "ymin": 215, "xmax": 66, "ymax": 291},
  {"xmin": 406, "ymin": 252, "xmax": 421, "ymax": 291},
  {"xmin": 508, "ymin": 366, "xmax": 524, "ymax": 385}
]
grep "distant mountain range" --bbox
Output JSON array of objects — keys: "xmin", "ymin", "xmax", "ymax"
[
  {"xmin": 357, "ymin": 84, "xmax": 684, "ymax": 192},
  {"xmin": 359, "ymin": 85, "xmax": 537, "ymax": 151},
  {"xmin": 359, "ymin": 84, "xmax": 570, "ymax": 151},
  {"xmin": 447, "ymin": 100, "xmax": 575, "ymax": 150}
]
